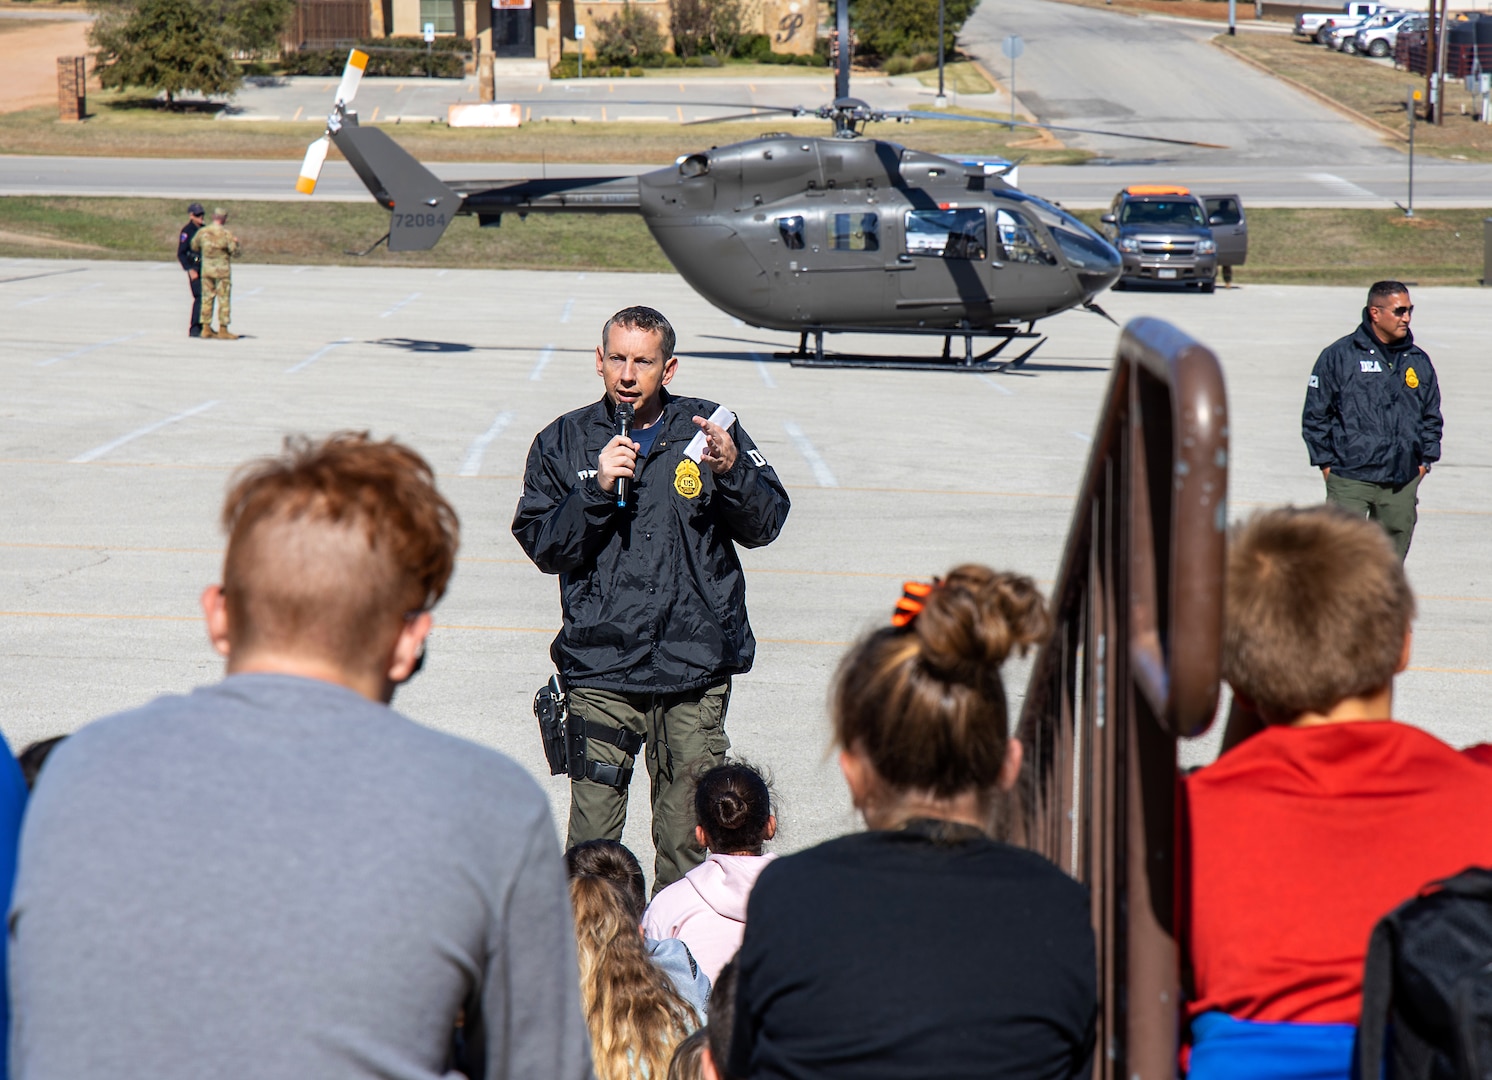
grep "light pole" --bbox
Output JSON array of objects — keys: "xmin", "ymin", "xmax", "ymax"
[{"xmin": 936, "ymin": 0, "xmax": 947, "ymax": 106}]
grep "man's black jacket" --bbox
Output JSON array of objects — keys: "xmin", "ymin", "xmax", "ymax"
[
  {"xmin": 512, "ymin": 390, "xmax": 791, "ymax": 694},
  {"xmin": 1302, "ymin": 312, "xmax": 1442, "ymax": 486},
  {"xmin": 176, "ymin": 220, "xmax": 201, "ymax": 272}
]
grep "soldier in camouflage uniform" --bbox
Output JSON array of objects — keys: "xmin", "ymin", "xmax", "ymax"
[{"xmin": 190, "ymin": 208, "xmax": 242, "ymax": 340}]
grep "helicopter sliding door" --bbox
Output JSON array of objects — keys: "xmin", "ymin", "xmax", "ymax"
[
  {"xmin": 896, "ymin": 207, "xmax": 995, "ymax": 326},
  {"xmin": 786, "ymin": 199, "xmax": 894, "ymax": 325}
]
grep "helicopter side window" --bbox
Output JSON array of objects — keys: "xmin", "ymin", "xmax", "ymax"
[
  {"xmin": 831, "ymin": 213, "xmax": 879, "ymax": 252},
  {"xmin": 778, "ymin": 215, "xmax": 806, "ymax": 250},
  {"xmin": 905, "ymin": 208, "xmax": 986, "ymax": 260},
  {"xmin": 994, "ymin": 209, "xmax": 1056, "ymax": 265}
]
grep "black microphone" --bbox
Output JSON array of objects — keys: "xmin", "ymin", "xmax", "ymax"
[{"xmin": 615, "ymin": 402, "xmax": 635, "ymax": 509}]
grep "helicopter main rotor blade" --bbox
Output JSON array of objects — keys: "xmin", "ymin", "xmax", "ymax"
[
  {"xmin": 681, "ymin": 109, "xmax": 805, "ymax": 126},
  {"xmin": 890, "ymin": 109, "xmax": 1229, "ymax": 150}
]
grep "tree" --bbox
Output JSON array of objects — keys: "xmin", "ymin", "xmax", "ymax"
[
  {"xmin": 851, "ymin": 0, "xmax": 981, "ymax": 59},
  {"xmin": 90, "ymin": 0, "xmax": 241, "ymax": 106},
  {"xmin": 593, "ymin": 1, "xmax": 667, "ymax": 66},
  {"xmin": 219, "ymin": 0, "xmax": 296, "ymax": 58},
  {"xmin": 670, "ymin": 0, "xmax": 710, "ymax": 58}
]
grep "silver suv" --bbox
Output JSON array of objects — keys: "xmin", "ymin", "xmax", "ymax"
[
  {"xmin": 1354, "ymin": 11, "xmax": 1424, "ymax": 55},
  {"xmin": 1100, "ymin": 186, "xmax": 1218, "ymax": 291}
]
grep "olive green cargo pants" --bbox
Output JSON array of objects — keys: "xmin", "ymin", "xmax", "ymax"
[
  {"xmin": 566, "ymin": 680, "xmax": 730, "ymax": 894},
  {"xmin": 1325, "ymin": 472, "xmax": 1422, "ymax": 561}
]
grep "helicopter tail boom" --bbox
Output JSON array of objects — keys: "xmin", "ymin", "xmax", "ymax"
[{"xmin": 331, "ymin": 124, "xmax": 464, "ymax": 252}]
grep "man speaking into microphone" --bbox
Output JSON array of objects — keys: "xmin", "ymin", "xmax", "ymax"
[{"xmin": 513, "ymin": 305, "xmax": 790, "ymax": 891}]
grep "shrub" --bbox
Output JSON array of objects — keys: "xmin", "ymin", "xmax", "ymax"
[
  {"xmin": 739, "ymin": 32, "xmax": 771, "ymax": 59},
  {"xmin": 791, "ymin": 51, "xmax": 814, "ymax": 65},
  {"xmin": 910, "ymin": 51, "xmax": 937, "ymax": 70},
  {"xmin": 282, "ymin": 44, "xmax": 465, "ymax": 78},
  {"xmin": 684, "ymin": 54, "xmax": 703, "ymax": 66},
  {"xmin": 663, "ymin": 54, "xmax": 684, "ymax": 67},
  {"xmin": 593, "ymin": 2, "xmax": 667, "ymax": 67},
  {"xmin": 550, "ymin": 58, "xmax": 578, "ymax": 78},
  {"xmin": 883, "ymin": 54, "xmax": 911, "ymax": 74},
  {"xmin": 669, "ymin": 0, "xmax": 708, "ymax": 57},
  {"xmin": 699, "ymin": 53, "xmax": 722, "ymax": 66},
  {"xmin": 626, "ymin": 65, "xmax": 644, "ymax": 75}
]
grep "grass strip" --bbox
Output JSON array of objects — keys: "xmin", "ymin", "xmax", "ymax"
[
  {"xmin": 0, "ymin": 91, "xmax": 1091, "ymax": 163},
  {"xmin": 1214, "ymin": 33, "xmax": 1492, "ymax": 162},
  {"xmin": 2, "ymin": 198, "xmax": 1489, "ymax": 285}
]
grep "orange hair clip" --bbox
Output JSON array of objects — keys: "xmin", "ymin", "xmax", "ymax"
[{"xmin": 892, "ymin": 580, "xmax": 936, "ymax": 628}]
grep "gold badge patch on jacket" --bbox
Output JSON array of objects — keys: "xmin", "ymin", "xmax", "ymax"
[
  {"xmin": 1405, "ymin": 367, "xmax": 1420, "ymax": 389},
  {"xmin": 674, "ymin": 459, "xmax": 702, "ymax": 499}
]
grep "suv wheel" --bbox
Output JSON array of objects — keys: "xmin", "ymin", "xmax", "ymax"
[{"xmin": 1369, "ymin": 38, "xmax": 1390, "ymax": 56}]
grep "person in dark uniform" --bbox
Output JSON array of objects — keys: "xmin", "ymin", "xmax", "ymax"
[
  {"xmin": 177, "ymin": 202, "xmax": 205, "ymax": 338},
  {"xmin": 513, "ymin": 306, "xmax": 791, "ymax": 894},
  {"xmin": 1302, "ymin": 280, "xmax": 1442, "ymax": 561}
]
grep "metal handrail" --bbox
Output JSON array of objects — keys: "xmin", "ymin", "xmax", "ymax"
[{"xmin": 1009, "ymin": 316, "xmax": 1228, "ymax": 1080}]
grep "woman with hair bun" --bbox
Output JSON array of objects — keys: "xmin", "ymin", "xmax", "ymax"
[
  {"xmin": 727, "ymin": 566, "xmax": 1098, "ymax": 1080},
  {"xmin": 643, "ymin": 762, "xmax": 777, "ymax": 984}
]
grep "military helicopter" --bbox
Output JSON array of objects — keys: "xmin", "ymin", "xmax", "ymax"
[{"xmin": 296, "ymin": 28, "xmax": 1223, "ymax": 371}]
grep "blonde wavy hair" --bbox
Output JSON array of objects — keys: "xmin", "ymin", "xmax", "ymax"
[{"xmin": 571, "ymin": 875, "xmax": 699, "ymax": 1080}]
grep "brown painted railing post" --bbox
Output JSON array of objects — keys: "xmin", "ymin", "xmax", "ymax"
[{"xmin": 1012, "ymin": 318, "xmax": 1227, "ymax": 1080}]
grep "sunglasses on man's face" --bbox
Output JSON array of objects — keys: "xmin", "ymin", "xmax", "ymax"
[{"xmin": 1376, "ymin": 305, "xmax": 1414, "ymax": 317}]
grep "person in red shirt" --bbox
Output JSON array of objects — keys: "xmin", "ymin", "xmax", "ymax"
[{"xmin": 1184, "ymin": 506, "xmax": 1492, "ymax": 1080}]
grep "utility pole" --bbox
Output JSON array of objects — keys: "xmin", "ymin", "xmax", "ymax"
[
  {"xmin": 1228, "ymin": 0, "xmax": 1237, "ymax": 35},
  {"xmin": 1434, "ymin": 0, "xmax": 1450, "ymax": 124},
  {"xmin": 1425, "ymin": 0, "xmax": 1437, "ymax": 123},
  {"xmin": 936, "ymin": 0, "xmax": 947, "ymax": 106}
]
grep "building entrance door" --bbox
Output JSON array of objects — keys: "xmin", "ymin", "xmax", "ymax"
[{"xmin": 492, "ymin": 1, "xmax": 534, "ymax": 56}]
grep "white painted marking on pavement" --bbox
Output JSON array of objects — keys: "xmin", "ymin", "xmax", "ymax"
[
  {"xmin": 286, "ymin": 338, "xmax": 352, "ymax": 374},
  {"xmin": 72, "ymin": 400, "xmax": 220, "ymax": 464},
  {"xmin": 560, "ymin": 297, "xmax": 575, "ymax": 324},
  {"xmin": 751, "ymin": 353, "xmax": 777, "ymax": 389},
  {"xmin": 529, "ymin": 344, "xmax": 556, "ymax": 381},
  {"xmin": 379, "ymin": 292, "xmax": 421, "ymax": 318},
  {"xmin": 436, "ymin": 269, "xmax": 449, "ymax": 277},
  {"xmin": 1070, "ymin": 431, "xmax": 1092, "ymax": 443},
  {"xmin": 291, "ymin": 265, "xmax": 312, "ymax": 274},
  {"xmin": 239, "ymin": 287, "xmax": 263, "ymax": 299},
  {"xmin": 459, "ymin": 411, "xmax": 516, "ymax": 476},
  {"xmin": 36, "ymin": 331, "xmax": 146, "ymax": 368},
  {"xmin": 783, "ymin": 419, "xmax": 838, "ymax": 487},
  {"xmin": 1308, "ymin": 172, "xmax": 1378, "ymax": 201},
  {"xmin": 977, "ymin": 374, "xmax": 1014, "ymax": 395}
]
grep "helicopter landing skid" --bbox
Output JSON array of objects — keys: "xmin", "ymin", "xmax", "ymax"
[{"xmin": 776, "ymin": 326, "xmax": 1045, "ymax": 373}]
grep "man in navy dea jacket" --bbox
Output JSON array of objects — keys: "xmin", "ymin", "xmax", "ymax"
[
  {"xmin": 1302, "ymin": 280, "xmax": 1442, "ymax": 560},
  {"xmin": 513, "ymin": 305, "xmax": 790, "ymax": 892}
]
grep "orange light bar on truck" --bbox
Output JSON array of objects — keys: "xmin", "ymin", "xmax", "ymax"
[{"xmin": 1124, "ymin": 185, "xmax": 1191, "ymax": 196}]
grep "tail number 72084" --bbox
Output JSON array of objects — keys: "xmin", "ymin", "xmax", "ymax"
[{"xmin": 394, "ymin": 212, "xmax": 446, "ymax": 228}]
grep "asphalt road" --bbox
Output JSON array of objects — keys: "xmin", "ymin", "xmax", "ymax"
[
  {"xmin": 3, "ymin": 152, "xmax": 1488, "ymax": 209},
  {"xmin": 3, "ymin": 259, "xmax": 1490, "ymax": 877},
  {"xmin": 961, "ymin": 0, "xmax": 1402, "ymax": 166}
]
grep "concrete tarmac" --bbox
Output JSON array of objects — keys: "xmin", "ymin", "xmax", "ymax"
[{"xmin": 3, "ymin": 259, "xmax": 1488, "ymax": 883}]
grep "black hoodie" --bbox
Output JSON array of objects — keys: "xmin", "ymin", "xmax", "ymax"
[{"xmin": 1302, "ymin": 309, "xmax": 1442, "ymax": 486}]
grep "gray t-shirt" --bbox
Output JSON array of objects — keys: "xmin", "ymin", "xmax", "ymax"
[{"xmin": 10, "ymin": 673, "xmax": 593, "ymax": 1080}]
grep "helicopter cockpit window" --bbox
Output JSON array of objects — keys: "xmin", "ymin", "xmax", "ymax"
[
  {"xmin": 993, "ymin": 209, "xmax": 1055, "ymax": 265},
  {"xmin": 777, "ymin": 216, "xmax": 806, "ymax": 250},
  {"xmin": 832, "ymin": 213, "xmax": 879, "ymax": 252},
  {"xmin": 678, "ymin": 154, "xmax": 710, "ymax": 179},
  {"xmin": 905, "ymin": 208, "xmax": 987, "ymax": 260}
]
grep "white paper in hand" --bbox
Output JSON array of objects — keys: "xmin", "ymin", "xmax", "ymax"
[{"xmin": 684, "ymin": 405, "xmax": 736, "ymax": 463}]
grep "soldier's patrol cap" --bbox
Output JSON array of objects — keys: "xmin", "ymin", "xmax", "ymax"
[
  {"xmin": 213, "ymin": 207, "xmax": 227, "ymax": 218},
  {"xmin": 188, "ymin": 202, "xmax": 204, "ymax": 215}
]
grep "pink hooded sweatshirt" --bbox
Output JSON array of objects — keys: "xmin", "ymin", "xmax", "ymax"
[{"xmin": 642, "ymin": 852, "xmax": 778, "ymax": 984}]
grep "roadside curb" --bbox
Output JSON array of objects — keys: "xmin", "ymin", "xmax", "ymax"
[
  {"xmin": 1211, "ymin": 36, "xmax": 1407, "ymax": 143},
  {"xmin": 963, "ymin": 56, "xmax": 1066, "ymax": 148}
]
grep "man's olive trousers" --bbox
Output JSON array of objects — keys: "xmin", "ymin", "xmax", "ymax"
[
  {"xmin": 566, "ymin": 681, "xmax": 730, "ymax": 894},
  {"xmin": 1325, "ymin": 472, "xmax": 1422, "ymax": 561}
]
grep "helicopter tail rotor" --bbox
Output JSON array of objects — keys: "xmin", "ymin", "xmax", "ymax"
[{"xmin": 295, "ymin": 48, "xmax": 369, "ymax": 196}]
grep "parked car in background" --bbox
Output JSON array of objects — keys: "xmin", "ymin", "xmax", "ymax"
[
  {"xmin": 1355, "ymin": 12, "xmax": 1426, "ymax": 55},
  {"xmin": 1296, "ymin": 1, "xmax": 1384, "ymax": 38},
  {"xmin": 1101, "ymin": 186, "xmax": 1219, "ymax": 292},
  {"xmin": 1330, "ymin": 9, "xmax": 1409, "ymax": 51}
]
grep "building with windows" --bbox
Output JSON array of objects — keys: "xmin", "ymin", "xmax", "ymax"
[{"xmin": 308, "ymin": 0, "xmax": 817, "ymax": 67}]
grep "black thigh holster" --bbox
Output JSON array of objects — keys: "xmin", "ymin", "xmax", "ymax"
[{"xmin": 533, "ymin": 676, "xmax": 644, "ymax": 789}]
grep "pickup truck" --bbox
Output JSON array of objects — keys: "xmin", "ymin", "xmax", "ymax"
[
  {"xmin": 1295, "ymin": 2, "xmax": 1384, "ymax": 39},
  {"xmin": 1354, "ymin": 11, "xmax": 1425, "ymax": 55}
]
